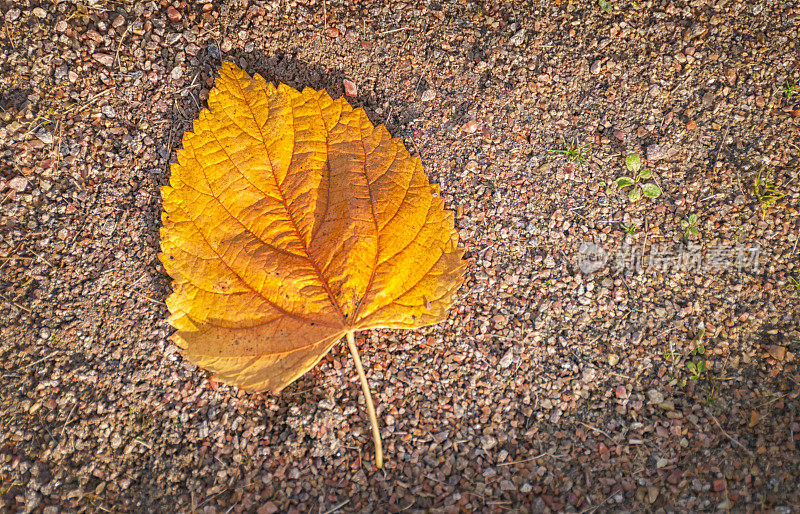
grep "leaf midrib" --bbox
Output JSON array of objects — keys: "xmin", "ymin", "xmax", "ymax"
[{"xmin": 349, "ymin": 112, "xmax": 382, "ymax": 324}]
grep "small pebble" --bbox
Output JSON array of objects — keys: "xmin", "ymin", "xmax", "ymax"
[
  {"xmin": 258, "ymin": 502, "xmax": 279, "ymax": 514},
  {"xmin": 647, "ymin": 389, "xmax": 665, "ymax": 404},
  {"xmin": 36, "ymin": 130, "xmax": 54, "ymax": 145},
  {"xmin": 93, "ymin": 53, "xmax": 114, "ymax": 67},
  {"xmin": 344, "ymin": 30, "xmax": 359, "ymax": 44},
  {"xmin": 166, "ymin": 6, "xmax": 182, "ymax": 22},
  {"xmin": 55, "ymin": 64, "xmax": 68, "ymax": 81},
  {"xmin": 509, "ymin": 29, "xmax": 525, "ymax": 46},
  {"xmin": 766, "ymin": 345, "xmax": 786, "ymax": 361},
  {"xmin": 8, "ymin": 176, "xmax": 28, "ymax": 192},
  {"xmin": 646, "ymin": 144, "xmax": 667, "ymax": 161},
  {"xmin": 499, "ymin": 349, "xmax": 514, "ymax": 369},
  {"xmin": 500, "ymin": 479, "xmax": 516, "ymax": 492},
  {"xmin": 667, "ymin": 469, "xmax": 682, "ymax": 485},
  {"xmin": 462, "ymin": 120, "xmax": 479, "ymax": 134},
  {"xmin": 420, "ymin": 89, "xmax": 436, "ymax": 102},
  {"xmin": 343, "ymin": 79, "xmax": 357, "ymax": 97},
  {"xmin": 207, "ymin": 42, "xmax": 220, "ymax": 60},
  {"xmin": 101, "ymin": 220, "xmax": 116, "ymax": 237},
  {"xmin": 5, "ymin": 8, "xmax": 20, "ymax": 22}
]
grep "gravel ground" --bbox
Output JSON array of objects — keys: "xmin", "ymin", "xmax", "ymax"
[{"xmin": 2, "ymin": 0, "xmax": 799, "ymax": 512}]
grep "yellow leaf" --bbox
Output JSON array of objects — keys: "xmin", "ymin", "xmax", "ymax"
[{"xmin": 160, "ymin": 62, "xmax": 465, "ymax": 467}]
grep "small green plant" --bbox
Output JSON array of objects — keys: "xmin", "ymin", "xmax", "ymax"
[
  {"xmin": 621, "ymin": 222, "xmax": 637, "ymax": 235},
  {"xmin": 781, "ymin": 79, "xmax": 799, "ymax": 102},
  {"xmin": 680, "ymin": 214, "xmax": 700, "ymax": 240},
  {"xmin": 686, "ymin": 330, "xmax": 707, "ymax": 381},
  {"xmin": 754, "ymin": 166, "xmax": 787, "ymax": 218},
  {"xmin": 663, "ymin": 348, "xmax": 678, "ymax": 362},
  {"xmin": 788, "ymin": 276, "xmax": 800, "ymax": 295},
  {"xmin": 686, "ymin": 358, "xmax": 706, "ymax": 381},
  {"xmin": 553, "ymin": 137, "xmax": 591, "ymax": 166},
  {"xmin": 598, "ymin": 0, "xmax": 612, "ymax": 12},
  {"xmin": 597, "ymin": 181, "xmax": 613, "ymax": 195},
  {"xmin": 666, "ymin": 331, "xmax": 719, "ymax": 402},
  {"xmin": 616, "ymin": 153, "xmax": 662, "ymax": 202},
  {"xmin": 691, "ymin": 330, "xmax": 705, "ymax": 355}
]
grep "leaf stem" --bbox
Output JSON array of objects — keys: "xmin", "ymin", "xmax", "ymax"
[{"xmin": 346, "ymin": 330, "xmax": 383, "ymax": 469}]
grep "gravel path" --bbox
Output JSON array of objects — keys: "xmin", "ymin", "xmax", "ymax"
[{"xmin": 1, "ymin": 0, "xmax": 799, "ymax": 512}]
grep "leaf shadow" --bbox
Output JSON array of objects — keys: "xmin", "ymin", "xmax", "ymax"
[
  {"xmin": 228, "ymin": 48, "xmax": 401, "ymax": 129},
  {"xmin": 164, "ymin": 47, "xmax": 389, "ymax": 146}
]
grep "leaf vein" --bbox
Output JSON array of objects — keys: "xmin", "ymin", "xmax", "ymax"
[
  {"xmin": 358, "ymin": 239, "xmax": 452, "ymax": 323},
  {"xmin": 173, "ymin": 200, "xmax": 338, "ymax": 329},
  {"xmin": 180, "ymin": 158, "xmax": 306, "ymax": 262}
]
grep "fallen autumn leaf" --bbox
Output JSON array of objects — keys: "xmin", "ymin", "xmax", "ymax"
[{"xmin": 160, "ymin": 62, "xmax": 465, "ymax": 468}]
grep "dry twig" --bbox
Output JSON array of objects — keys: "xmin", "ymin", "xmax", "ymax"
[
  {"xmin": 706, "ymin": 409, "xmax": 755, "ymax": 458},
  {"xmin": 497, "ymin": 451, "xmax": 552, "ymax": 467},
  {"xmin": 322, "ymin": 499, "xmax": 350, "ymax": 514},
  {"xmin": 578, "ymin": 421, "xmax": 615, "ymax": 441},
  {"xmin": 379, "ymin": 26, "xmax": 416, "ymax": 36}
]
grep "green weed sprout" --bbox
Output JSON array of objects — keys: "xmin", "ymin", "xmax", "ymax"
[
  {"xmin": 754, "ymin": 166, "xmax": 787, "ymax": 218},
  {"xmin": 680, "ymin": 214, "xmax": 700, "ymax": 240},
  {"xmin": 552, "ymin": 137, "xmax": 591, "ymax": 166},
  {"xmin": 616, "ymin": 153, "xmax": 662, "ymax": 202}
]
